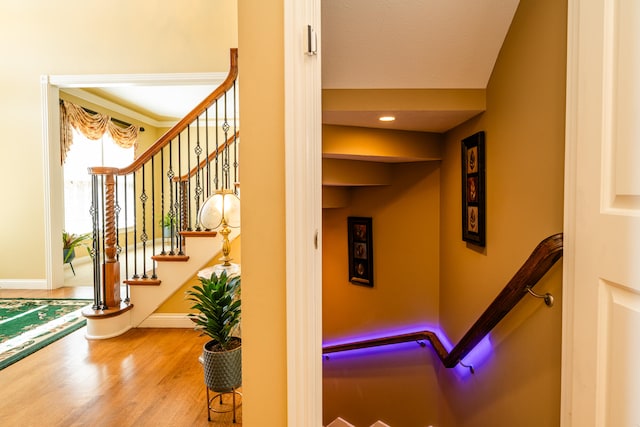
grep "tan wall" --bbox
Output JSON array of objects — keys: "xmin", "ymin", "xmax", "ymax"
[
  {"xmin": 0, "ymin": 0, "xmax": 237, "ymax": 280},
  {"xmin": 323, "ymin": 124, "xmax": 442, "ymax": 161},
  {"xmin": 156, "ymin": 236, "xmax": 242, "ymax": 313},
  {"xmin": 237, "ymin": 1, "xmax": 288, "ymax": 425},
  {"xmin": 322, "ymin": 161, "xmax": 441, "ymax": 426},
  {"xmin": 438, "ymin": 0, "xmax": 567, "ymax": 426}
]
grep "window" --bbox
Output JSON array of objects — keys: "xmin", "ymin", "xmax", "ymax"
[{"xmin": 63, "ymin": 128, "xmax": 134, "ymax": 234}]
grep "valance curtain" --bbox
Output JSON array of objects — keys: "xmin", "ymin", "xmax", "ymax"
[{"xmin": 60, "ymin": 100, "xmax": 139, "ymax": 164}]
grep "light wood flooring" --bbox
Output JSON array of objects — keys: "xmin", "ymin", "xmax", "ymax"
[{"xmin": 0, "ymin": 287, "xmax": 242, "ymax": 426}]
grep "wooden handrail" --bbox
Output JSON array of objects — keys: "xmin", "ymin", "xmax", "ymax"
[
  {"xmin": 88, "ymin": 48, "xmax": 238, "ymax": 177},
  {"xmin": 174, "ymin": 130, "xmax": 240, "ymax": 182},
  {"xmin": 322, "ymin": 233, "xmax": 564, "ymax": 370}
]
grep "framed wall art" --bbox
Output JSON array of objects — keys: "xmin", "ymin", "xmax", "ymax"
[
  {"xmin": 347, "ymin": 216, "xmax": 373, "ymax": 287},
  {"xmin": 461, "ymin": 131, "xmax": 486, "ymax": 246}
]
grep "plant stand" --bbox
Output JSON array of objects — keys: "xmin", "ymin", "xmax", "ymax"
[
  {"xmin": 206, "ymin": 387, "xmax": 242, "ymax": 423},
  {"xmin": 199, "ymin": 343, "xmax": 242, "ymax": 423},
  {"xmin": 63, "ymin": 248, "xmax": 76, "ymax": 276}
]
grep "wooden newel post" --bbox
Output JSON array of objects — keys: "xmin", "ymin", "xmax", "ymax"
[
  {"xmin": 89, "ymin": 167, "xmax": 122, "ymax": 309},
  {"xmin": 102, "ymin": 173, "xmax": 121, "ymax": 308}
]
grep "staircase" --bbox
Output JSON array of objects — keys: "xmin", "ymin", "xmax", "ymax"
[{"xmin": 81, "ymin": 49, "xmax": 240, "ymax": 338}]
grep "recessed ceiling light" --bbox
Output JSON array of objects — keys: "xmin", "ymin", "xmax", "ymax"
[{"xmin": 379, "ymin": 116, "xmax": 395, "ymax": 122}]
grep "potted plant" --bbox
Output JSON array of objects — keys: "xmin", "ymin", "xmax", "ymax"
[
  {"xmin": 186, "ymin": 270, "xmax": 242, "ymax": 397},
  {"xmin": 160, "ymin": 213, "xmax": 176, "ymax": 238},
  {"xmin": 62, "ymin": 231, "xmax": 92, "ymax": 264}
]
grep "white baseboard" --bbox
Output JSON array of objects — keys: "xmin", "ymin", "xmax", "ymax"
[
  {"xmin": 138, "ymin": 313, "xmax": 193, "ymax": 328},
  {"xmin": 0, "ymin": 279, "xmax": 48, "ymax": 290}
]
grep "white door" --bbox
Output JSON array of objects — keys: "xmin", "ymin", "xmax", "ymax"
[{"xmin": 563, "ymin": 0, "xmax": 640, "ymax": 425}]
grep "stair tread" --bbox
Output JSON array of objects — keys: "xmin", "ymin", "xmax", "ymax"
[
  {"xmin": 180, "ymin": 230, "xmax": 217, "ymax": 238},
  {"xmin": 151, "ymin": 254, "xmax": 190, "ymax": 262},
  {"xmin": 123, "ymin": 277, "xmax": 162, "ymax": 286}
]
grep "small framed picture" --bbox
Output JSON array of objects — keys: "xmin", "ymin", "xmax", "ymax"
[
  {"xmin": 461, "ymin": 131, "xmax": 486, "ymax": 246},
  {"xmin": 348, "ymin": 216, "xmax": 373, "ymax": 286}
]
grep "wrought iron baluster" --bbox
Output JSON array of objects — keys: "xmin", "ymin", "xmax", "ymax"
[
  {"xmin": 123, "ymin": 174, "xmax": 130, "ymax": 302},
  {"xmin": 233, "ymin": 82, "xmax": 239, "ymax": 195},
  {"xmin": 205, "ymin": 108, "xmax": 211, "ymax": 199},
  {"xmin": 222, "ymin": 90, "xmax": 231, "ymax": 191},
  {"xmin": 177, "ymin": 134, "xmax": 184, "ymax": 254},
  {"xmin": 139, "ymin": 164, "xmax": 148, "ymax": 278},
  {"xmin": 100, "ymin": 175, "xmax": 107, "ymax": 308},
  {"xmin": 160, "ymin": 146, "xmax": 167, "ymax": 255},
  {"xmin": 167, "ymin": 140, "xmax": 176, "ymax": 255},
  {"xmin": 132, "ymin": 172, "xmax": 139, "ymax": 278},
  {"xmin": 90, "ymin": 174, "xmax": 102, "ymax": 310},
  {"xmin": 215, "ymin": 101, "xmax": 220, "ymax": 192},
  {"xmin": 194, "ymin": 116, "xmax": 203, "ymax": 230},
  {"xmin": 186, "ymin": 124, "xmax": 192, "ymax": 231},
  {"xmin": 114, "ymin": 175, "xmax": 126, "ymax": 302},
  {"xmin": 150, "ymin": 156, "xmax": 157, "ymax": 279}
]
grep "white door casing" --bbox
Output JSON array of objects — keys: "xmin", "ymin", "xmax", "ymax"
[
  {"xmin": 562, "ymin": 0, "xmax": 640, "ymax": 425},
  {"xmin": 284, "ymin": 0, "xmax": 323, "ymax": 425}
]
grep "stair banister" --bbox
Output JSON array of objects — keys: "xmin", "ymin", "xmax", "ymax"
[
  {"xmin": 85, "ymin": 48, "xmax": 239, "ymax": 314},
  {"xmin": 323, "ymin": 233, "xmax": 564, "ymax": 372},
  {"xmin": 443, "ymin": 232, "xmax": 563, "ymax": 367},
  {"xmin": 115, "ymin": 49, "xmax": 238, "ymax": 176}
]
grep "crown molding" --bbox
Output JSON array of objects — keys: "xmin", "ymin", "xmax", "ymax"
[{"xmin": 48, "ymin": 72, "xmax": 228, "ymax": 128}]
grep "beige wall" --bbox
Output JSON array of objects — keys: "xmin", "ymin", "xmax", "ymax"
[
  {"xmin": 237, "ymin": 1, "xmax": 288, "ymax": 425},
  {"xmin": 156, "ymin": 236, "xmax": 242, "ymax": 313},
  {"xmin": 0, "ymin": 0, "xmax": 237, "ymax": 281},
  {"xmin": 438, "ymin": 0, "xmax": 567, "ymax": 425},
  {"xmin": 322, "ymin": 161, "xmax": 441, "ymax": 426}
]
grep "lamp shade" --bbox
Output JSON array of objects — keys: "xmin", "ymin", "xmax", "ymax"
[{"xmin": 198, "ymin": 190, "xmax": 241, "ymax": 230}]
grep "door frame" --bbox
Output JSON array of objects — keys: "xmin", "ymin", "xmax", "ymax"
[
  {"xmin": 40, "ymin": 73, "xmax": 226, "ymax": 289},
  {"xmin": 283, "ymin": 0, "xmax": 323, "ymax": 424}
]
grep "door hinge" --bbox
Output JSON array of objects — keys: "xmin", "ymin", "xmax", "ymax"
[{"xmin": 306, "ymin": 25, "xmax": 317, "ymax": 56}]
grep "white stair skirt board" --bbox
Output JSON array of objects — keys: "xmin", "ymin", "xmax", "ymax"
[
  {"xmin": 85, "ymin": 231, "xmax": 240, "ymax": 339},
  {"xmin": 326, "ymin": 418, "xmax": 355, "ymax": 427},
  {"xmin": 129, "ymin": 230, "xmax": 239, "ymax": 328},
  {"xmin": 85, "ymin": 309, "xmax": 132, "ymax": 340}
]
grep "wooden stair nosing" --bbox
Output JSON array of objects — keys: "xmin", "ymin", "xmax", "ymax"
[
  {"xmin": 82, "ymin": 301, "xmax": 134, "ymax": 319},
  {"xmin": 151, "ymin": 254, "xmax": 190, "ymax": 262},
  {"xmin": 180, "ymin": 230, "xmax": 217, "ymax": 238},
  {"xmin": 123, "ymin": 277, "xmax": 162, "ymax": 286}
]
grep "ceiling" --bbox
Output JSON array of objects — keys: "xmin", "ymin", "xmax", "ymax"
[
  {"xmin": 87, "ymin": 0, "xmax": 519, "ymax": 133},
  {"xmin": 85, "ymin": 84, "xmax": 220, "ymax": 122}
]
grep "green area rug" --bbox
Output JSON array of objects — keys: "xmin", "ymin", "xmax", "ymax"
[{"xmin": 0, "ymin": 298, "xmax": 92, "ymax": 370}]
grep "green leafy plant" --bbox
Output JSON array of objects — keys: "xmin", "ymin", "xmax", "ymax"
[
  {"xmin": 186, "ymin": 271, "xmax": 241, "ymax": 352},
  {"xmin": 62, "ymin": 231, "xmax": 92, "ymax": 262},
  {"xmin": 160, "ymin": 213, "xmax": 176, "ymax": 228}
]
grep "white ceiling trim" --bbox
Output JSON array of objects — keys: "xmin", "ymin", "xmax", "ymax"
[
  {"xmin": 48, "ymin": 72, "xmax": 228, "ymax": 128},
  {"xmin": 48, "ymin": 72, "xmax": 227, "ymax": 88}
]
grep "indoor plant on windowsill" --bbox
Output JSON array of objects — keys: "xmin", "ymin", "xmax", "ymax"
[
  {"xmin": 186, "ymin": 270, "xmax": 242, "ymax": 395},
  {"xmin": 62, "ymin": 231, "xmax": 92, "ymax": 264}
]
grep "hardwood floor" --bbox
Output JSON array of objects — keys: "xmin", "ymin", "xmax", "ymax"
[
  {"xmin": 0, "ymin": 288, "xmax": 242, "ymax": 426},
  {"xmin": 0, "ymin": 286, "xmax": 94, "ymax": 299}
]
